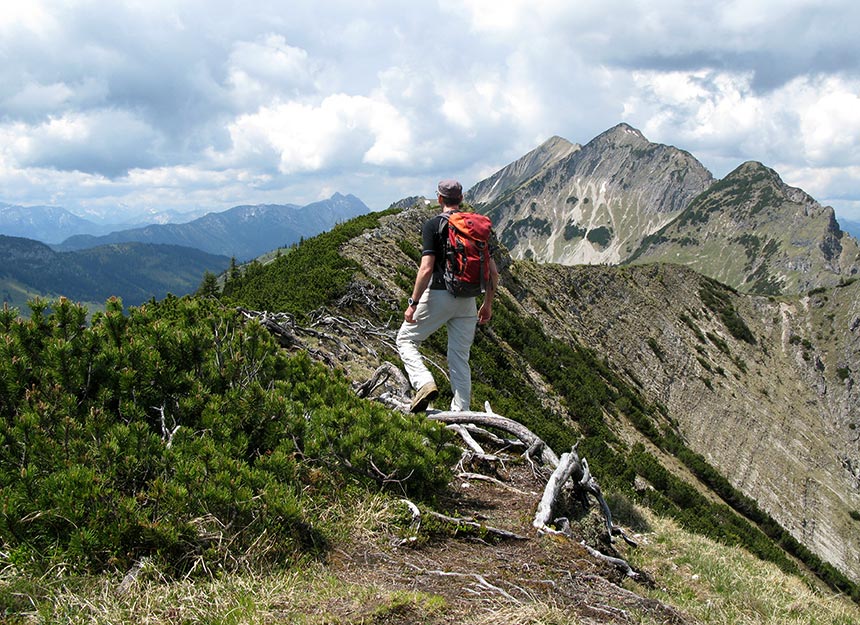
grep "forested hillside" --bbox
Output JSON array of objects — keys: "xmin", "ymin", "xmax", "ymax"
[{"xmin": 0, "ymin": 235, "xmax": 230, "ymax": 309}]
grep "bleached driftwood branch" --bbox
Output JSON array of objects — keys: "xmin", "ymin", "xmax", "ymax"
[
  {"xmin": 533, "ymin": 449, "xmax": 584, "ymax": 532},
  {"xmin": 354, "ymin": 361, "xmax": 411, "ymax": 399},
  {"xmin": 426, "ymin": 409, "xmax": 560, "ymax": 468},
  {"xmin": 406, "ymin": 563, "xmax": 521, "ymax": 603}
]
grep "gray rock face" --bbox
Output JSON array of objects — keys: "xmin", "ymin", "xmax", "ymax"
[
  {"xmin": 510, "ymin": 260, "xmax": 860, "ymax": 583},
  {"xmin": 466, "ymin": 135, "xmax": 580, "ymax": 206},
  {"xmin": 475, "ymin": 123, "xmax": 714, "ymax": 266}
]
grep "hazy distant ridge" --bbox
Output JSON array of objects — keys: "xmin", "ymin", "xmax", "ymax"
[{"xmin": 55, "ymin": 193, "xmax": 370, "ymax": 261}]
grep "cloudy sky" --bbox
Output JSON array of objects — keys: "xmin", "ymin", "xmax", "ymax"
[{"xmin": 1, "ymin": 0, "xmax": 859, "ymax": 223}]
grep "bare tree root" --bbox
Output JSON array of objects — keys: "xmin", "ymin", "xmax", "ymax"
[
  {"xmin": 354, "ymin": 361, "xmax": 411, "ymax": 399},
  {"xmin": 397, "ymin": 498, "xmax": 529, "ymax": 545},
  {"xmin": 405, "ymin": 563, "xmax": 521, "ymax": 603},
  {"xmin": 426, "ymin": 408, "xmax": 560, "ymax": 468}
]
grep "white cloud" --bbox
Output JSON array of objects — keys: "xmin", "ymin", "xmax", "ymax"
[
  {"xmin": 0, "ymin": 0, "xmax": 859, "ymax": 220},
  {"xmin": 624, "ymin": 70, "xmax": 860, "ymax": 188},
  {"xmin": 223, "ymin": 93, "xmax": 414, "ymax": 174},
  {"xmin": 6, "ymin": 109, "xmax": 161, "ymax": 177},
  {"xmin": 0, "ymin": 1, "xmax": 57, "ymax": 37},
  {"xmin": 225, "ymin": 35, "xmax": 317, "ymax": 111}
]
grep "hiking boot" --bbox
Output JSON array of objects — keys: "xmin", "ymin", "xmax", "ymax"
[{"xmin": 410, "ymin": 382, "xmax": 438, "ymax": 413}]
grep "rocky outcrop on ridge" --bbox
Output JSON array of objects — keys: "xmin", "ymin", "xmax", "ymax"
[
  {"xmin": 475, "ymin": 123, "xmax": 714, "ymax": 266},
  {"xmin": 627, "ymin": 161, "xmax": 860, "ymax": 294}
]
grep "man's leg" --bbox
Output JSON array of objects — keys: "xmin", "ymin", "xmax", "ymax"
[
  {"xmin": 396, "ymin": 290, "xmax": 450, "ymax": 394},
  {"xmin": 446, "ymin": 298, "xmax": 478, "ymax": 412}
]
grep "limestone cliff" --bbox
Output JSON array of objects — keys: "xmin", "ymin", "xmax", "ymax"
[
  {"xmin": 627, "ymin": 161, "xmax": 860, "ymax": 294},
  {"xmin": 475, "ymin": 123, "xmax": 714, "ymax": 266},
  {"xmin": 510, "ymin": 260, "xmax": 860, "ymax": 583}
]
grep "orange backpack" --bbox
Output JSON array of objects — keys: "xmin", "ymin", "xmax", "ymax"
[{"xmin": 439, "ymin": 211, "xmax": 492, "ymax": 297}]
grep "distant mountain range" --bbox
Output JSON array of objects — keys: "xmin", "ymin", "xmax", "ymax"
[
  {"xmin": 1, "ymin": 193, "xmax": 370, "ymax": 262},
  {"xmin": 0, "ymin": 202, "xmax": 208, "ymax": 244},
  {"xmin": 1, "ymin": 192, "xmax": 372, "ymax": 311},
  {"xmin": 52, "ymin": 193, "xmax": 369, "ymax": 261},
  {"xmin": 0, "ymin": 235, "xmax": 230, "ymax": 310}
]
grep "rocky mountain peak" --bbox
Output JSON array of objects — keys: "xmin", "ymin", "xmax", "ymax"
[
  {"xmin": 589, "ymin": 122, "xmax": 648, "ymax": 147},
  {"xmin": 466, "ymin": 135, "xmax": 580, "ymax": 207},
  {"xmin": 476, "ymin": 125, "xmax": 713, "ymax": 266},
  {"xmin": 468, "ymin": 125, "xmax": 858, "ymax": 295}
]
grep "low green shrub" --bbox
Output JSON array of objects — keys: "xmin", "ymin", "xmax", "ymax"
[{"xmin": 0, "ymin": 296, "xmax": 456, "ymax": 576}]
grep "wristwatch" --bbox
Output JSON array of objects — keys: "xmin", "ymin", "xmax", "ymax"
[{"xmin": 407, "ymin": 297, "xmax": 416, "ymax": 307}]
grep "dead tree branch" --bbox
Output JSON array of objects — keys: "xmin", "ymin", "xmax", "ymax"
[
  {"xmin": 406, "ymin": 563, "xmax": 521, "ymax": 603},
  {"xmin": 426, "ymin": 409, "xmax": 560, "ymax": 468}
]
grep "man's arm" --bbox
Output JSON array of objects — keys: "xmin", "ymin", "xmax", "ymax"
[
  {"xmin": 404, "ymin": 253, "xmax": 435, "ymax": 323},
  {"xmin": 477, "ymin": 258, "xmax": 499, "ymax": 324}
]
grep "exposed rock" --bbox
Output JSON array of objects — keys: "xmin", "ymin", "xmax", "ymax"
[
  {"xmin": 627, "ymin": 161, "xmax": 860, "ymax": 294},
  {"xmin": 476, "ymin": 123, "xmax": 715, "ymax": 267},
  {"xmin": 510, "ymin": 261, "xmax": 860, "ymax": 583},
  {"xmin": 466, "ymin": 135, "xmax": 581, "ymax": 206},
  {"xmin": 474, "ymin": 127, "xmax": 859, "ymax": 297}
]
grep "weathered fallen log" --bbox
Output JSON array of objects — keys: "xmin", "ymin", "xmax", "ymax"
[
  {"xmin": 354, "ymin": 361, "xmax": 411, "ymax": 399},
  {"xmin": 426, "ymin": 409, "xmax": 560, "ymax": 468},
  {"xmin": 533, "ymin": 449, "xmax": 583, "ymax": 532}
]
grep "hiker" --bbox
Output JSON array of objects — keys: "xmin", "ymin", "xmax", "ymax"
[{"xmin": 396, "ymin": 179, "xmax": 499, "ymax": 413}]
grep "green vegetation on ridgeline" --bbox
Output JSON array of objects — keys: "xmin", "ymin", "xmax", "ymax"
[
  {"xmin": 220, "ymin": 209, "xmax": 399, "ymax": 319},
  {"xmin": 217, "ymin": 207, "xmax": 858, "ymax": 601},
  {"xmin": 0, "ymin": 296, "xmax": 457, "ymax": 576},
  {"xmin": 699, "ymin": 278, "xmax": 756, "ymax": 344}
]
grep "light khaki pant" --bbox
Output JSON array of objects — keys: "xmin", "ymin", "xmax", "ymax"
[{"xmin": 396, "ymin": 289, "xmax": 477, "ymax": 411}]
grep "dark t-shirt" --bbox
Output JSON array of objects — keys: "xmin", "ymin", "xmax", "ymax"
[{"xmin": 421, "ymin": 213, "xmax": 449, "ymax": 290}]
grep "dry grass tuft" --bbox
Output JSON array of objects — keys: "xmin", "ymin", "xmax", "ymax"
[{"xmin": 624, "ymin": 509, "xmax": 860, "ymax": 625}]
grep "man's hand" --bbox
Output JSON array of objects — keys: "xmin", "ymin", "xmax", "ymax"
[
  {"xmin": 404, "ymin": 304, "xmax": 417, "ymax": 323},
  {"xmin": 478, "ymin": 301, "xmax": 492, "ymax": 324}
]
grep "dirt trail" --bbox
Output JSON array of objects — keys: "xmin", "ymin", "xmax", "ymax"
[{"xmin": 327, "ymin": 458, "xmax": 697, "ymax": 624}]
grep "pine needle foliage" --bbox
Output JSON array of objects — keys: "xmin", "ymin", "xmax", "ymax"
[
  {"xmin": 221, "ymin": 209, "xmax": 400, "ymax": 320},
  {"xmin": 0, "ymin": 296, "xmax": 457, "ymax": 576}
]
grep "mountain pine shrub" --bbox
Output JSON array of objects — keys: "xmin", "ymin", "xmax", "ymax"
[
  {"xmin": 0, "ymin": 295, "xmax": 456, "ymax": 576},
  {"xmin": 221, "ymin": 209, "xmax": 399, "ymax": 319}
]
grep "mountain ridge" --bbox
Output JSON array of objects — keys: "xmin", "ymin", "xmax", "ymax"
[
  {"xmin": 473, "ymin": 123, "xmax": 859, "ymax": 296},
  {"xmin": 477, "ymin": 123, "xmax": 716, "ymax": 266},
  {"xmin": 0, "ymin": 234, "xmax": 230, "ymax": 310},
  {"xmin": 280, "ymin": 202, "xmax": 858, "ymax": 588},
  {"xmin": 626, "ymin": 160, "xmax": 860, "ymax": 294},
  {"xmin": 54, "ymin": 193, "xmax": 369, "ymax": 261}
]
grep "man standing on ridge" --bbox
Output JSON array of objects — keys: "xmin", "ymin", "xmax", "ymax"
[{"xmin": 396, "ymin": 179, "xmax": 499, "ymax": 413}]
